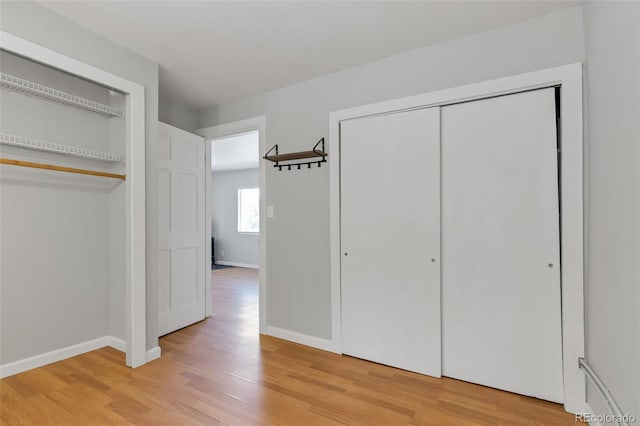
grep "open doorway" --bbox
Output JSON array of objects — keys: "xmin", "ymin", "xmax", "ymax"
[
  {"xmin": 197, "ymin": 117, "xmax": 267, "ymax": 334},
  {"xmin": 210, "ymin": 130, "xmax": 260, "ymax": 270}
]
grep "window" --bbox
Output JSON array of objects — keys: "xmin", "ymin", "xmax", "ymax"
[{"xmin": 237, "ymin": 187, "xmax": 259, "ymax": 233}]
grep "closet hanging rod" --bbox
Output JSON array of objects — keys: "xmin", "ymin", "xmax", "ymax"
[
  {"xmin": 0, "ymin": 158, "xmax": 126, "ymax": 180},
  {"xmin": 0, "ymin": 72, "xmax": 124, "ymax": 118},
  {"xmin": 0, "ymin": 133, "xmax": 125, "ymax": 162}
]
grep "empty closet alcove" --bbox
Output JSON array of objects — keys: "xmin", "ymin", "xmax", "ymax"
[{"xmin": 0, "ymin": 44, "xmax": 145, "ymax": 376}]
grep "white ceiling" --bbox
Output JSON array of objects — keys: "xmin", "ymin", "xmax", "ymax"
[
  {"xmin": 40, "ymin": 1, "xmax": 578, "ymax": 110},
  {"xmin": 211, "ymin": 130, "xmax": 259, "ymax": 172}
]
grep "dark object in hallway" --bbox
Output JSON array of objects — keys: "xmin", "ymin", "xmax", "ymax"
[{"xmin": 212, "ymin": 263, "xmax": 233, "ymax": 271}]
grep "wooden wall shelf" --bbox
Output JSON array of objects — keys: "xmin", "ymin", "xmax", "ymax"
[
  {"xmin": 265, "ymin": 150, "xmax": 326, "ymax": 162},
  {"xmin": 264, "ymin": 138, "xmax": 327, "ymax": 171}
]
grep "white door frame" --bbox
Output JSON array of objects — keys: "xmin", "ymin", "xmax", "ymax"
[
  {"xmin": 197, "ymin": 116, "xmax": 267, "ymax": 334},
  {"xmin": 0, "ymin": 31, "xmax": 147, "ymax": 367},
  {"xmin": 329, "ymin": 63, "xmax": 585, "ymax": 413}
]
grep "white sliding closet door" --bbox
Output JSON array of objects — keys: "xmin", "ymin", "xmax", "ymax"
[
  {"xmin": 341, "ymin": 108, "xmax": 441, "ymax": 376},
  {"xmin": 158, "ymin": 123, "xmax": 206, "ymax": 336},
  {"xmin": 441, "ymin": 88, "xmax": 563, "ymax": 402}
]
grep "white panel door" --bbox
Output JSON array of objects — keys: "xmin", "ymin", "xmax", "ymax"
[
  {"xmin": 340, "ymin": 108, "xmax": 441, "ymax": 376},
  {"xmin": 441, "ymin": 88, "xmax": 563, "ymax": 402},
  {"xmin": 157, "ymin": 122, "xmax": 206, "ymax": 336}
]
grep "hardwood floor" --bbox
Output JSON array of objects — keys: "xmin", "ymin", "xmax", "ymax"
[{"xmin": 1, "ymin": 267, "xmax": 579, "ymax": 425}]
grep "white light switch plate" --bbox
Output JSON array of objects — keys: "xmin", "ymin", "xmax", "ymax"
[{"xmin": 267, "ymin": 205, "xmax": 274, "ymax": 218}]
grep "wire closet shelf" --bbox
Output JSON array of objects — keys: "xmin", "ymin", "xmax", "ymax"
[
  {"xmin": 0, "ymin": 133, "xmax": 125, "ymax": 162},
  {"xmin": 0, "ymin": 72, "xmax": 124, "ymax": 118}
]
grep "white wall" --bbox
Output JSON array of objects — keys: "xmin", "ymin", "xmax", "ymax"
[
  {"xmin": 0, "ymin": 0, "xmax": 160, "ymax": 351},
  {"xmin": 198, "ymin": 7, "xmax": 586, "ymax": 340},
  {"xmin": 211, "ymin": 168, "xmax": 259, "ymax": 267},
  {"xmin": 583, "ymin": 1, "xmax": 640, "ymax": 419},
  {"xmin": 159, "ymin": 97, "xmax": 198, "ymax": 133}
]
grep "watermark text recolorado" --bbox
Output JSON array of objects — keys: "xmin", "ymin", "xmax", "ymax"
[{"xmin": 575, "ymin": 413, "xmax": 637, "ymax": 424}]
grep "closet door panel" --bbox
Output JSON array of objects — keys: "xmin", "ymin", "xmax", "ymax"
[
  {"xmin": 441, "ymin": 88, "xmax": 563, "ymax": 402},
  {"xmin": 158, "ymin": 123, "xmax": 206, "ymax": 336},
  {"xmin": 157, "ymin": 169, "xmax": 171, "ymax": 247},
  {"xmin": 340, "ymin": 107, "xmax": 441, "ymax": 377},
  {"xmin": 157, "ymin": 250, "xmax": 171, "ymax": 312},
  {"xmin": 180, "ymin": 173, "xmax": 198, "ymax": 234},
  {"xmin": 179, "ymin": 247, "xmax": 198, "ymax": 304}
]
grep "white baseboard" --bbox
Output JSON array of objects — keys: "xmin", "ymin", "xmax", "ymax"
[
  {"xmin": 267, "ymin": 326, "xmax": 339, "ymax": 353},
  {"xmin": 580, "ymin": 404, "xmax": 603, "ymax": 426},
  {"xmin": 215, "ymin": 261, "xmax": 259, "ymax": 269},
  {"xmin": 146, "ymin": 346, "xmax": 161, "ymax": 362},
  {"xmin": 106, "ymin": 338, "xmax": 160, "ymax": 363},
  {"xmin": 106, "ymin": 336, "xmax": 127, "ymax": 352},
  {"xmin": 0, "ymin": 336, "xmax": 110, "ymax": 379},
  {"xmin": 0, "ymin": 336, "xmax": 161, "ymax": 378}
]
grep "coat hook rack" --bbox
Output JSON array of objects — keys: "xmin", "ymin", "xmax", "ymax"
[{"xmin": 263, "ymin": 138, "xmax": 327, "ymax": 171}]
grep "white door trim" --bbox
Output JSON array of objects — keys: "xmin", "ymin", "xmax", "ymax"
[
  {"xmin": 0, "ymin": 31, "xmax": 147, "ymax": 368},
  {"xmin": 329, "ymin": 63, "xmax": 584, "ymax": 413},
  {"xmin": 197, "ymin": 116, "xmax": 267, "ymax": 334}
]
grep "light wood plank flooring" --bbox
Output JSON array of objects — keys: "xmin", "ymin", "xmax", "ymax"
[{"xmin": 1, "ymin": 267, "xmax": 579, "ymax": 425}]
